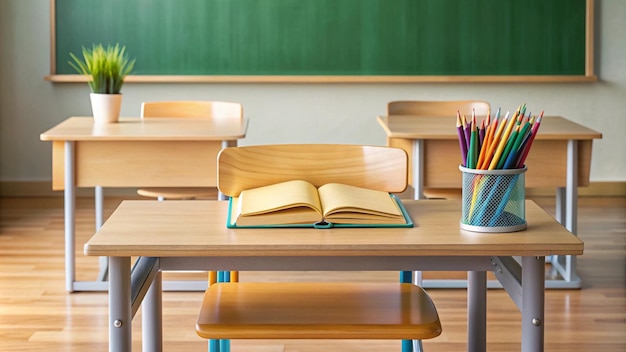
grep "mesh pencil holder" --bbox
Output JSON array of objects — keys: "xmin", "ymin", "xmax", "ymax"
[{"xmin": 459, "ymin": 165, "xmax": 527, "ymax": 233}]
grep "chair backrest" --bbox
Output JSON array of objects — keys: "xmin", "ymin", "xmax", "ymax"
[
  {"xmin": 217, "ymin": 144, "xmax": 408, "ymax": 197},
  {"xmin": 141, "ymin": 100, "xmax": 243, "ymax": 119},
  {"xmin": 387, "ymin": 100, "xmax": 490, "ymax": 117}
]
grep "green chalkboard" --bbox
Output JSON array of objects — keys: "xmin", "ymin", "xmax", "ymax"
[{"xmin": 51, "ymin": 0, "xmax": 594, "ymax": 82}]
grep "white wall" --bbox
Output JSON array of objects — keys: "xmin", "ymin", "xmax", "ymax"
[{"xmin": 1, "ymin": 0, "xmax": 624, "ymax": 183}]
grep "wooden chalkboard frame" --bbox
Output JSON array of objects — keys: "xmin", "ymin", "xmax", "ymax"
[{"xmin": 46, "ymin": 0, "xmax": 596, "ymax": 83}]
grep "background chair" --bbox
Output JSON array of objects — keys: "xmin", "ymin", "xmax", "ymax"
[
  {"xmin": 139, "ymin": 100, "xmax": 243, "ymax": 291},
  {"xmin": 387, "ymin": 100, "xmax": 491, "ymax": 199},
  {"xmin": 137, "ymin": 100, "xmax": 243, "ymax": 200},
  {"xmin": 387, "ymin": 100, "xmax": 490, "ymax": 117},
  {"xmin": 196, "ymin": 144, "xmax": 441, "ymax": 352}
]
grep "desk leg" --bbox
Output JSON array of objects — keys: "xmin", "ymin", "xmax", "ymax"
[
  {"xmin": 95, "ymin": 186, "xmax": 109, "ymax": 281},
  {"xmin": 467, "ymin": 271, "xmax": 487, "ymax": 352},
  {"xmin": 64, "ymin": 141, "xmax": 76, "ymax": 292},
  {"xmin": 549, "ymin": 140, "xmax": 580, "ymax": 286},
  {"xmin": 521, "ymin": 256, "xmax": 545, "ymax": 352},
  {"xmin": 412, "ymin": 139, "xmax": 426, "ymax": 200},
  {"xmin": 142, "ymin": 271, "xmax": 163, "ymax": 352},
  {"xmin": 110, "ymin": 256, "xmax": 132, "ymax": 352},
  {"xmin": 554, "ymin": 187, "xmax": 565, "ymax": 225},
  {"xmin": 566, "ymin": 139, "xmax": 578, "ymax": 235}
]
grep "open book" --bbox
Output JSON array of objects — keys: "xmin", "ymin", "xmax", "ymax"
[{"xmin": 227, "ymin": 180, "xmax": 412, "ymax": 228}]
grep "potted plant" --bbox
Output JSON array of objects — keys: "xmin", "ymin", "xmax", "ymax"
[{"xmin": 69, "ymin": 43, "xmax": 135, "ymax": 124}]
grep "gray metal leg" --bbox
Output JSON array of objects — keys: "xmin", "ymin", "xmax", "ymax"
[
  {"xmin": 549, "ymin": 140, "xmax": 581, "ymax": 286},
  {"xmin": 95, "ymin": 186, "xmax": 109, "ymax": 281},
  {"xmin": 110, "ymin": 256, "xmax": 132, "ymax": 352},
  {"xmin": 411, "ymin": 139, "xmax": 426, "ymax": 340},
  {"xmin": 566, "ymin": 140, "xmax": 578, "ymax": 235},
  {"xmin": 521, "ymin": 256, "xmax": 545, "ymax": 352},
  {"xmin": 412, "ymin": 139, "xmax": 426, "ymax": 200},
  {"xmin": 467, "ymin": 271, "xmax": 487, "ymax": 352},
  {"xmin": 95, "ymin": 186, "xmax": 104, "ymax": 229},
  {"xmin": 142, "ymin": 271, "xmax": 163, "ymax": 352},
  {"xmin": 555, "ymin": 187, "xmax": 566, "ymax": 225},
  {"xmin": 412, "ymin": 339, "xmax": 424, "ymax": 352},
  {"xmin": 64, "ymin": 141, "xmax": 76, "ymax": 292}
]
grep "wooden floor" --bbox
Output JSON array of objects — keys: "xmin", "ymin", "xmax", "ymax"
[{"xmin": 0, "ymin": 195, "xmax": 625, "ymax": 351}]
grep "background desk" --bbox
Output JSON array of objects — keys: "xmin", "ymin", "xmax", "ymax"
[
  {"xmin": 377, "ymin": 115, "xmax": 601, "ymax": 288},
  {"xmin": 84, "ymin": 199, "xmax": 583, "ymax": 352},
  {"xmin": 40, "ymin": 116, "xmax": 248, "ymax": 292}
]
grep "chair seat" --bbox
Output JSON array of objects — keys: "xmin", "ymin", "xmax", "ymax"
[
  {"xmin": 196, "ymin": 282, "xmax": 441, "ymax": 340},
  {"xmin": 137, "ymin": 187, "xmax": 218, "ymax": 199}
]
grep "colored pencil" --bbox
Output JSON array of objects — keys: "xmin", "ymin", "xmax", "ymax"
[
  {"xmin": 476, "ymin": 121, "xmax": 493, "ymax": 169},
  {"xmin": 462, "ymin": 114, "xmax": 471, "ymax": 152},
  {"xmin": 481, "ymin": 111, "xmax": 509, "ymax": 169},
  {"xmin": 516, "ymin": 111, "xmax": 543, "ymax": 167},
  {"xmin": 488, "ymin": 110, "xmax": 518, "ymax": 170},
  {"xmin": 468, "ymin": 116, "xmax": 478, "ymax": 168},
  {"xmin": 456, "ymin": 111, "xmax": 468, "ymax": 166},
  {"xmin": 476, "ymin": 108, "xmax": 499, "ymax": 169},
  {"xmin": 496, "ymin": 112, "xmax": 525, "ymax": 169},
  {"xmin": 478, "ymin": 118, "xmax": 485, "ymax": 151},
  {"xmin": 502, "ymin": 115, "xmax": 533, "ymax": 169}
]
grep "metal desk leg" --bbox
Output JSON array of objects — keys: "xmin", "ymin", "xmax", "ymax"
[
  {"xmin": 566, "ymin": 139, "xmax": 578, "ymax": 235},
  {"xmin": 549, "ymin": 140, "xmax": 580, "ymax": 286},
  {"xmin": 564, "ymin": 139, "xmax": 579, "ymax": 281},
  {"xmin": 521, "ymin": 256, "xmax": 545, "ymax": 352},
  {"xmin": 110, "ymin": 256, "xmax": 132, "ymax": 352},
  {"xmin": 64, "ymin": 141, "xmax": 76, "ymax": 292},
  {"xmin": 142, "ymin": 271, "xmax": 163, "ymax": 352},
  {"xmin": 554, "ymin": 187, "xmax": 566, "ymax": 225},
  {"xmin": 95, "ymin": 186, "xmax": 109, "ymax": 281},
  {"xmin": 467, "ymin": 271, "xmax": 487, "ymax": 352},
  {"xmin": 412, "ymin": 139, "xmax": 426, "ymax": 200}
]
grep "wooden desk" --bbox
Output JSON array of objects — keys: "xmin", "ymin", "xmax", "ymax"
[
  {"xmin": 377, "ymin": 115, "xmax": 601, "ymax": 288},
  {"xmin": 84, "ymin": 199, "xmax": 583, "ymax": 352},
  {"xmin": 40, "ymin": 117, "xmax": 248, "ymax": 292}
]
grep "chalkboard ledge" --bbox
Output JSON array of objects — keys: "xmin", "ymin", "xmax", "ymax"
[{"xmin": 45, "ymin": 74, "xmax": 598, "ymax": 84}]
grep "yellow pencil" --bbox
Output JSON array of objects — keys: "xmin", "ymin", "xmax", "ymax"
[
  {"xmin": 480, "ymin": 111, "xmax": 509, "ymax": 169},
  {"xmin": 488, "ymin": 110, "xmax": 519, "ymax": 170}
]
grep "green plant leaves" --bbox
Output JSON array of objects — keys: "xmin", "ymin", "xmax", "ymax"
[{"xmin": 68, "ymin": 43, "xmax": 135, "ymax": 94}]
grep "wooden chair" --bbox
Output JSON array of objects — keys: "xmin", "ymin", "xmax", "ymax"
[
  {"xmin": 196, "ymin": 144, "xmax": 442, "ymax": 352},
  {"xmin": 387, "ymin": 100, "xmax": 491, "ymax": 199},
  {"xmin": 139, "ymin": 101, "xmax": 243, "ymax": 290},
  {"xmin": 387, "ymin": 99, "xmax": 490, "ymax": 117},
  {"xmin": 137, "ymin": 100, "xmax": 243, "ymax": 200}
]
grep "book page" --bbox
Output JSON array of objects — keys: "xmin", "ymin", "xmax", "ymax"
[
  {"xmin": 318, "ymin": 183, "xmax": 405, "ymax": 224},
  {"xmin": 234, "ymin": 180, "xmax": 323, "ymax": 225}
]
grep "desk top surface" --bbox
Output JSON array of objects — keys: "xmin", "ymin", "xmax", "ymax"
[
  {"xmin": 377, "ymin": 115, "xmax": 602, "ymax": 140},
  {"xmin": 40, "ymin": 116, "xmax": 248, "ymax": 141},
  {"xmin": 84, "ymin": 200, "xmax": 583, "ymax": 258}
]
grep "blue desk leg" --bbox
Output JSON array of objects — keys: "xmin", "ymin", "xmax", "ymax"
[
  {"xmin": 209, "ymin": 272, "xmax": 231, "ymax": 352},
  {"xmin": 400, "ymin": 271, "xmax": 413, "ymax": 352}
]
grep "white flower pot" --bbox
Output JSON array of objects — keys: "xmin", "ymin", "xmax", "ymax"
[{"xmin": 90, "ymin": 93, "xmax": 122, "ymax": 124}]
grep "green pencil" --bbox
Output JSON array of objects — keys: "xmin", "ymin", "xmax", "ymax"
[
  {"xmin": 502, "ymin": 117, "xmax": 533, "ymax": 169},
  {"xmin": 496, "ymin": 113, "xmax": 524, "ymax": 169}
]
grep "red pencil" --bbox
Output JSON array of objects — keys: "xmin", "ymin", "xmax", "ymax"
[{"xmin": 516, "ymin": 111, "xmax": 543, "ymax": 167}]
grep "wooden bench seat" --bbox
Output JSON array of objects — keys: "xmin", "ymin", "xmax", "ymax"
[{"xmin": 196, "ymin": 282, "xmax": 441, "ymax": 341}]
